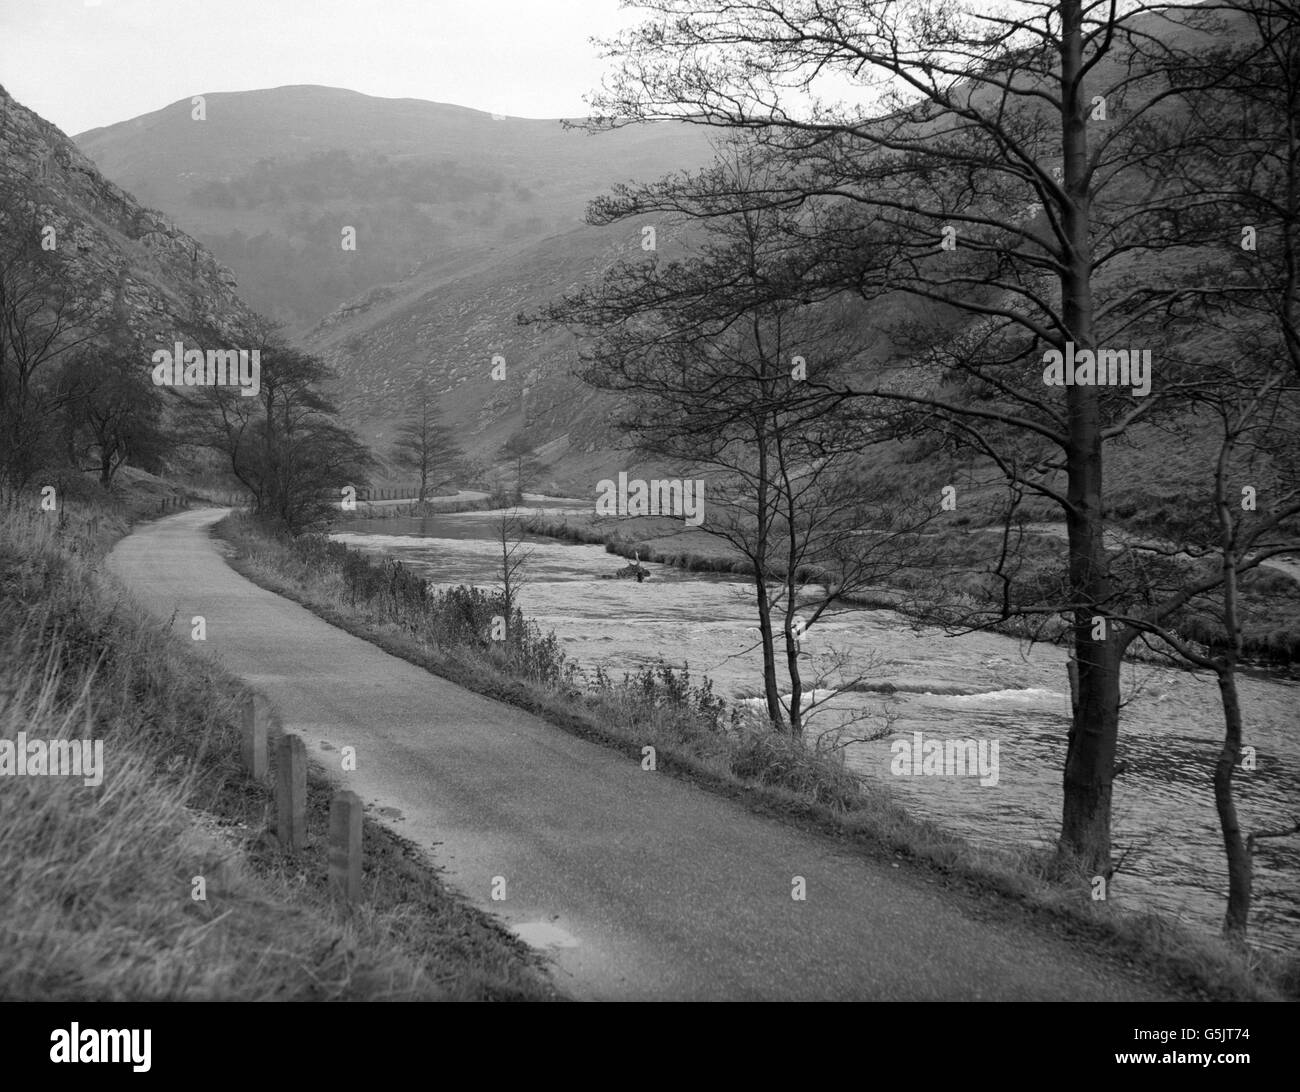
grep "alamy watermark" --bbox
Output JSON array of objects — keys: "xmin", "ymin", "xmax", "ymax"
[
  {"xmin": 1042, "ymin": 342, "xmax": 1151, "ymax": 397},
  {"xmin": 595, "ymin": 471, "xmax": 705, "ymax": 526},
  {"xmin": 50, "ymin": 1023, "xmax": 150, "ymax": 1072},
  {"xmin": 890, "ymin": 730, "xmax": 999, "ymax": 787},
  {"xmin": 151, "ymin": 340, "xmax": 260, "ymax": 397},
  {"xmin": 0, "ymin": 733, "xmax": 104, "ymax": 787}
]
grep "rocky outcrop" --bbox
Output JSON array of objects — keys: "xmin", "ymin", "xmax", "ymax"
[
  {"xmin": 0, "ymin": 84, "xmax": 260, "ymax": 351},
  {"xmin": 601, "ymin": 558, "xmax": 652, "ymax": 581}
]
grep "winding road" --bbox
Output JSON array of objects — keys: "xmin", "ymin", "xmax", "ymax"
[{"xmin": 106, "ymin": 508, "xmax": 1178, "ymax": 1001}]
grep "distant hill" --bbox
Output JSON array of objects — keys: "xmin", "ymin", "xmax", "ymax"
[
  {"xmin": 75, "ymin": 85, "xmax": 713, "ymax": 335},
  {"xmin": 70, "ymin": 84, "xmax": 715, "ymax": 487}
]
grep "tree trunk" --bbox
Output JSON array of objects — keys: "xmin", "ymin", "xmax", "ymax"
[
  {"xmin": 500, "ymin": 520, "xmax": 513, "ymax": 648},
  {"xmin": 754, "ymin": 570, "xmax": 785, "ymax": 728},
  {"xmin": 1060, "ymin": 628, "xmax": 1119, "ymax": 872},
  {"xmin": 1214, "ymin": 435, "xmax": 1251, "ymax": 942},
  {"xmin": 782, "ymin": 481, "xmax": 804, "ymax": 737},
  {"xmin": 752, "ymin": 445, "xmax": 784, "ymax": 728},
  {"xmin": 1057, "ymin": 0, "xmax": 1118, "ymax": 876},
  {"xmin": 1214, "ymin": 665, "xmax": 1251, "ymax": 942},
  {"xmin": 785, "ymin": 612, "xmax": 803, "ymax": 737}
]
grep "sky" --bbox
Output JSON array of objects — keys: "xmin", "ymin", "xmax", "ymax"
[
  {"xmin": 0, "ymin": 0, "xmax": 646, "ymax": 135},
  {"xmin": 0, "ymin": 0, "xmax": 1088, "ymax": 139}
]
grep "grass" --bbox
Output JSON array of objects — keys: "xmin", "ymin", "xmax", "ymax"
[
  {"xmin": 0, "ymin": 487, "xmax": 557, "ymax": 1001},
  {"xmin": 216, "ymin": 510, "xmax": 1298, "ymax": 1002}
]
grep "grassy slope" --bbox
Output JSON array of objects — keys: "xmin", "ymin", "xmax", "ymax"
[
  {"xmin": 0, "ymin": 477, "xmax": 557, "ymax": 1001},
  {"xmin": 214, "ymin": 510, "xmax": 1296, "ymax": 1002}
]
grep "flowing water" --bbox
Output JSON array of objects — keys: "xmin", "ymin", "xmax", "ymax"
[{"xmin": 333, "ymin": 508, "xmax": 1300, "ymax": 953}]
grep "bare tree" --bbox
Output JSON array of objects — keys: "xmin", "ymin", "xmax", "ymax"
[
  {"xmin": 0, "ymin": 180, "xmax": 104, "ymax": 494},
  {"xmin": 498, "ymin": 431, "xmax": 544, "ymax": 502},
  {"xmin": 391, "ymin": 380, "xmax": 462, "ymax": 503},
  {"xmin": 536, "ymin": 143, "xmax": 932, "ymax": 732},
  {"xmin": 585, "ymin": 0, "xmax": 1256, "ymax": 873},
  {"xmin": 1100, "ymin": 358, "xmax": 1300, "ymax": 942},
  {"xmin": 1083, "ymin": 0, "xmax": 1300, "ymax": 940},
  {"xmin": 186, "ymin": 320, "xmax": 373, "ymax": 532},
  {"xmin": 60, "ymin": 341, "xmax": 170, "ymax": 486},
  {"xmin": 495, "ymin": 506, "xmax": 533, "ymax": 648}
]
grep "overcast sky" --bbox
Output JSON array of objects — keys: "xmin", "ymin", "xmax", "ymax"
[
  {"xmin": 0, "ymin": 0, "xmax": 644, "ymax": 135},
  {"xmin": 1, "ymin": 1, "xmax": 1075, "ymax": 138}
]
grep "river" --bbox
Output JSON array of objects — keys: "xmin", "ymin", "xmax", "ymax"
[{"xmin": 333, "ymin": 507, "xmax": 1300, "ymax": 954}]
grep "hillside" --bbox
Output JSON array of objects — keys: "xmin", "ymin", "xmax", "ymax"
[
  {"xmin": 74, "ymin": 85, "xmax": 713, "ymax": 334},
  {"xmin": 302, "ymin": 216, "xmax": 720, "ymax": 489},
  {"xmin": 0, "ymin": 83, "xmax": 260, "ymax": 349}
]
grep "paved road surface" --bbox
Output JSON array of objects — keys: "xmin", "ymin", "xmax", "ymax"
[{"xmin": 107, "ymin": 509, "xmax": 1175, "ymax": 1001}]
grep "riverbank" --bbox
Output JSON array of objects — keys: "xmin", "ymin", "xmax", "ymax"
[
  {"xmin": 216, "ymin": 510, "xmax": 1296, "ymax": 1001},
  {"xmin": 523, "ymin": 510, "xmax": 1300, "ymax": 675},
  {"xmin": 0, "ymin": 477, "xmax": 556, "ymax": 1000},
  {"xmin": 344, "ymin": 490, "xmax": 591, "ymax": 521},
  {"xmin": 344, "ymin": 495, "xmax": 499, "ymax": 519}
]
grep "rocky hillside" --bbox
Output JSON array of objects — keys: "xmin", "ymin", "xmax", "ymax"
[
  {"xmin": 0, "ymin": 84, "xmax": 260, "ymax": 351},
  {"xmin": 300, "ymin": 217, "xmax": 696, "ymax": 490}
]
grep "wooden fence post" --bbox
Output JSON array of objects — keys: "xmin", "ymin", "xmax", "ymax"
[
  {"xmin": 241, "ymin": 693, "xmax": 268, "ymax": 779},
  {"xmin": 329, "ymin": 791, "xmax": 363, "ymax": 901},
  {"xmin": 276, "ymin": 734, "xmax": 307, "ymax": 850}
]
